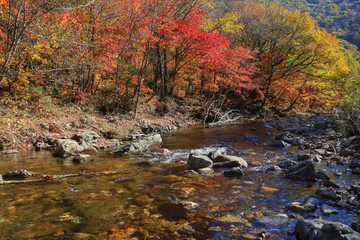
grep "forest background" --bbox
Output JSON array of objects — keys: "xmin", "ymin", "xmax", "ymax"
[{"xmin": 1, "ymin": 0, "xmax": 360, "ymax": 145}]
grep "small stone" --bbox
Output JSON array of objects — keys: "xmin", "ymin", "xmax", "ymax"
[
  {"xmin": 288, "ymin": 202, "xmax": 316, "ymax": 213},
  {"xmin": 197, "ymin": 167, "xmax": 214, "ymax": 175},
  {"xmin": 259, "ymin": 186, "xmax": 280, "ymax": 192},
  {"xmin": 72, "ymin": 155, "xmax": 88, "ymax": 164},
  {"xmin": 263, "ymin": 124, "xmax": 273, "ymax": 129},
  {"xmin": 321, "ymin": 204, "xmax": 339, "ymax": 215},
  {"xmin": 224, "ymin": 167, "xmax": 243, "ymax": 177},
  {"xmin": 270, "ymin": 140, "xmax": 290, "ymax": 148},
  {"xmin": 315, "ymin": 187, "xmax": 341, "ymax": 201},
  {"xmin": 180, "ymin": 201, "xmax": 199, "ymax": 210}
]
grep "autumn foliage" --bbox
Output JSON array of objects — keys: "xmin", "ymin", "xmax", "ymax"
[{"xmin": 0, "ymin": 0, "xmax": 357, "ymax": 115}]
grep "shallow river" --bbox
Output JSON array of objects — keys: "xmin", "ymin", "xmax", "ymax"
[{"xmin": 0, "ymin": 121, "xmax": 358, "ymax": 239}]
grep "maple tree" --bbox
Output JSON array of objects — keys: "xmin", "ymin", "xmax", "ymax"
[
  {"xmin": 0, "ymin": 0, "xmax": 358, "ymax": 116},
  {"xmin": 220, "ymin": 0, "xmax": 353, "ymax": 111}
]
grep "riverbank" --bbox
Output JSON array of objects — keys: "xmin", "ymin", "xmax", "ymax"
[{"xmin": 0, "ymin": 102, "xmax": 199, "ymax": 152}]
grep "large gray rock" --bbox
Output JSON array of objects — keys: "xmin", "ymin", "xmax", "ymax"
[
  {"xmin": 295, "ymin": 219, "xmax": 360, "ymax": 240},
  {"xmin": 286, "ymin": 160, "xmax": 315, "ymax": 181},
  {"xmin": 52, "ymin": 139, "xmax": 84, "ymax": 157},
  {"xmin": 213, "ymin": 155, "xmax": 248, "ymax": 168},
  {"xmin": 187, "ymin": 154, "xmax": 213, "ymax": 170},
  {"xmin": 71, "ymin": 131, "xmax": 100, "ymax": 147},
  {"xmin": 128, "ymin": 134, "xmax": 162, "ymax": 152}
]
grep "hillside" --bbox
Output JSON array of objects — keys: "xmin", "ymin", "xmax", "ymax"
[{"xmin": 277, "ymin": 0, "xmax": 360, "ymax": 48}]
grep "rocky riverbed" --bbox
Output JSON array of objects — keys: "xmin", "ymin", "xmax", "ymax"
[{"xmin": 0, "ymin": 114, "xmax": 360, "ymax": 239}]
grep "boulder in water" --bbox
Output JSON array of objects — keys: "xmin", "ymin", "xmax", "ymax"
[
  {"xmin": 285, "ymin": 160, "xmax": 315, "ymax": 181},
  {"xmin": 52, "ymin": 139, "xmax": 84, "ymax": 157},
  {"xmin": 187, "ymin": 154, "xmax": 213, "ymax": 170},
  {"xmin": 214, "ymin": 155, "xmax": 248, "ymax": 168}
]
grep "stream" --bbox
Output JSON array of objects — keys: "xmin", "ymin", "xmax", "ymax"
[{"xmin": 0, "ymin": 120, "xmax": 359, "ymax": 239}]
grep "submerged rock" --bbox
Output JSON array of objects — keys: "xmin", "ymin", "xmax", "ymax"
[
  {"xmin": 244, "ymin": 133, "xmax": 259, "ymax": 142},
  {"xmin": 295, "ymin": 219, "xmax": 360, "ymax": 240},
  {"xmin": 187, "ymin": 154, "xmax": 213, "ymax": 170},
  {"xmin": 223, "ymin": 167, "xmax": 243, "ymax": 177},
  {"xmin": 213, "ymin": 160, "xmax": 242, "ymax": 169},
  {"xmin": 81, "ymin": 146, "xmax": 98, "ymax": 155},
  {"xmin": 270, "ymin": 140, "xmax": 291, "ymax": 148},
  {"xmin": 214, "ymin": 155, "xmax": 248, "ymax": 168}
]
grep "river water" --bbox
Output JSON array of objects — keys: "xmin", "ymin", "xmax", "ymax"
[{"xmin": 0, "ymin": 121, "xmax": 358, "ymax": 239}]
